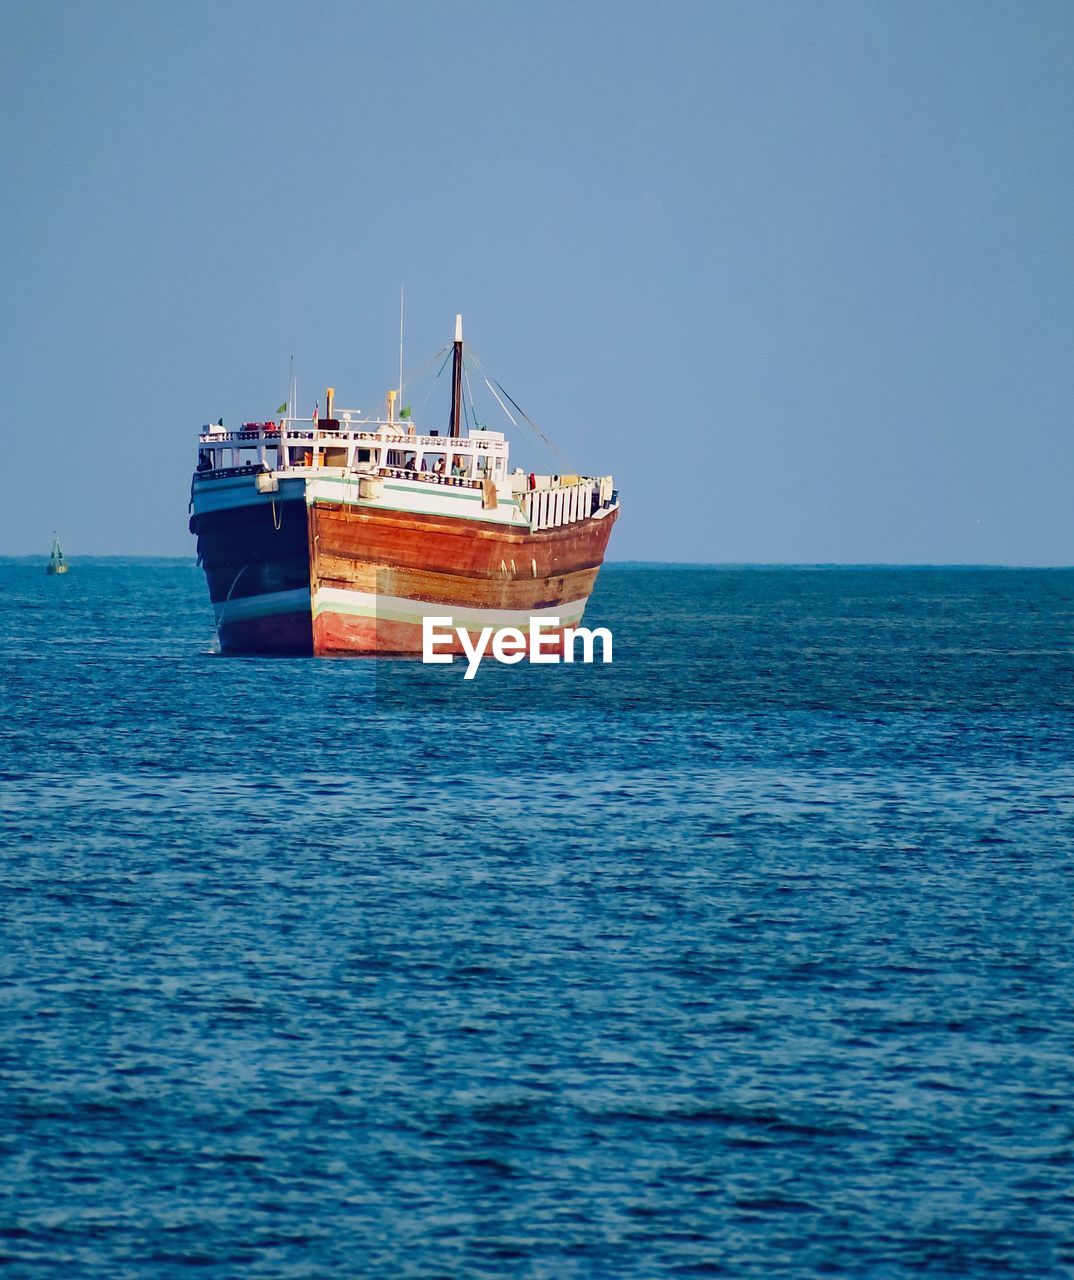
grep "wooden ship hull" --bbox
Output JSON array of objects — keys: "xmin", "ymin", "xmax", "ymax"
[
  {"xmin": 310, "ymin": 499, "xmax": 617, "ymax": 655},
  {"xmin": 191, "ymin": 474, "xmax": 618, "ymax": 656},
  {"xmin": 191, "ymin": 476, "xmax": 313, "ymax": 654}
]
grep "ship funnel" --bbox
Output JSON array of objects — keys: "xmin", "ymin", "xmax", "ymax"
[{"xmin": 326, "ymin": 387, "xmax": 335, "ymax": 420}]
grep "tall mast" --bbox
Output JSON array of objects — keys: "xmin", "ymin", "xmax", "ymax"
[
  {"xmin": 398, "ymin": 285, "xmax": 405, "ymax": 407},
  {"xmin": 449, "ymin": 313, "xmax": 463, "ymax": 438}
]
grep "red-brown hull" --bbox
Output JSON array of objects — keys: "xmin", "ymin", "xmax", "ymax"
[
  {"xmin": 312, "ymin": 502, "xmax": 617, "ymax": 580},
  {"xmin": 309, "ymin": 502, "xmax": 618, "ymax": 656}
]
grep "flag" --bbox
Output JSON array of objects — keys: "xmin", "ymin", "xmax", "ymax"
[
  {"xmin": 277, "ymin": 402, "xmax": 288, "ymax": 415},
  {"xmin": 312, "ymin": 401, "xmax": 319, "ymax": 427},
  {"xmin": 399, "ymin": 405, "xmax": 411, "ymax": 420}
]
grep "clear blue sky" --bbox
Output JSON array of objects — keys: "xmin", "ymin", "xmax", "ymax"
[{"xmin": 2, "ymin": 0, "xmax": 1072, "ymax": 562}]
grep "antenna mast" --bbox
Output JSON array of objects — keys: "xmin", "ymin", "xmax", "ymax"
[
  {"xmin": 449, "ymin": 313, "xmax": 463, "ymax": 438},
  {"xmin": 398, "ymin": 285, "xmax": 405, "ymax": 408}
]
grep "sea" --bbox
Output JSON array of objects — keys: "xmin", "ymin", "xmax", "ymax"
[{"xmin": 1, "ymin": 559, "xmax": 1073, "ymax": 1279}]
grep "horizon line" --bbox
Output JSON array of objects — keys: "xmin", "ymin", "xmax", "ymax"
[{"xmin": 2, "ymin": 555, "xmax": 1073, "ymax": 571}]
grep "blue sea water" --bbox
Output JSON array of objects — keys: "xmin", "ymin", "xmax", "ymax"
[{"xmin": 1, "ymin": 559, "xmax": 1073, "ymax": 1278}]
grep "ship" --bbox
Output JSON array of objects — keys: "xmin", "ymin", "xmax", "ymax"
[
  {"xmin": 46, "ymin": 533, "xmax": 68, "ymax": 575},
  {"xmin": 189, "ymin": 316, "xmax": 619, "ymax": 655}
]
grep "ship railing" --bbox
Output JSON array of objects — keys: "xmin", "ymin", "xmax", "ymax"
[
  {"xmin": 520, "ymin": 480, "xmax": 603, "ymax": 531},
  {"xmin": 382, "ymin": 467, "xmax": 483, "ymax": 489},
  {"xmin": 282, "ymin": 430, "xmax": 507, "ymax": 452},
  {"xmin": 193, "ymin": 462, "xmax": 268, "ymax": 481},
  {"xmin": 200, "ymin": 422, "xmax": 508, "ymax": 449},
  {"xmin": 193, "ymin": 458, "xmax": 493, "ymax": 489},
  {"xmin": 198, "ymin": 428, "xmax": 275, "ymax": 443}
]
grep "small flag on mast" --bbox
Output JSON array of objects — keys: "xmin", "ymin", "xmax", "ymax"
[
  {"xmin": 276, "ymin": 402, "xmax": 288, "ymax": 415},
  {"xmin": 312, "ymin": 401, "xmax": 319, "ymax": 427}
]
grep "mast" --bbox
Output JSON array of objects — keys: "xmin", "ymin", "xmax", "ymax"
[
  {"xmin": 398, "ymin": 285, "xmax": 405, "ymax": 409},
  {"xmin": 449, "ymin": 313, "xmax": 463, "ymax": 438},
  {"xmin": 283, "ymin": 353, "xmax": 294, "ymax": 471}
]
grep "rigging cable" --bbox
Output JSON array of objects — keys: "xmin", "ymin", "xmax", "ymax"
[
  {"xmin": 403, "ymin": 344, "xmax": 452, "ymax": 425},
  {"xmin": 462, "ymin": 359, "xmax": 481, "ymax": 430},
  {"xmin": 465, "ymin": 347, "xmax": 572, "ymax": 472}
]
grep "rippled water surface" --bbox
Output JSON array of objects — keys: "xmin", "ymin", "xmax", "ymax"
[{"xmin": 2, "ymin": 560, "xmax": 1073, "ymax": 1277}]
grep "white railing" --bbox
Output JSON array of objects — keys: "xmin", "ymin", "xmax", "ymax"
[
  {"xmin": 520, "ymin": 481, "xmax": 597, "ymax": 531},
  {"xmin": 197, "ymin": 418, "xmax": 514, "ymax": 481},
  {"xmin": 201, "ymin": 420, "xmax": 507, "ymax": 446}
]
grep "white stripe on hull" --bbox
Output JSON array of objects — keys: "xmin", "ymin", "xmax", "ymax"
[
  {"xmin": 312, "ymin": 587, "xmax": 589, "ymax": 631},
  {"xmin": 213, "ymin": 586, "xmax": 311, "ymax": 624}
]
